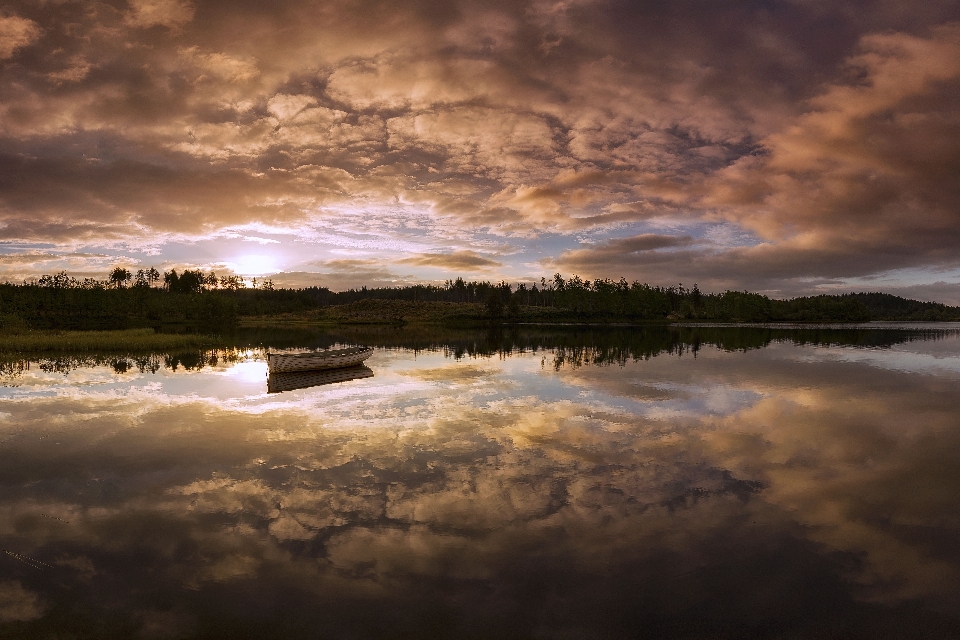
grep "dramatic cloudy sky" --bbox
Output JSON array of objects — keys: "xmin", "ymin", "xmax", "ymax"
[{"xmin": 1, "ymin": 0, "xmax": 959, "ymax": 299}]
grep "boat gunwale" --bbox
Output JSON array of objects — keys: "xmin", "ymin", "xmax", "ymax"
[{"xmin": 266, "ymin": 346, "xmax": 374, "ymax": 373}]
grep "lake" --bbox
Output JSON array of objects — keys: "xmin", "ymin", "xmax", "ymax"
[{"xmin": 2, "ymin": 324, "xmax": 960, "ymax": 638}]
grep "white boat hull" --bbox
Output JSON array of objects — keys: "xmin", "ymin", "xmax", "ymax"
[{"xmin": 266, "ymin": 347, "xmax": 374, "ymax": 373}]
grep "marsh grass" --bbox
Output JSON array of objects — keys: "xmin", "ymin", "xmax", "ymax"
[{"xmin": 0, "ymin": 328, "xmax": 215, "ymax": 353}]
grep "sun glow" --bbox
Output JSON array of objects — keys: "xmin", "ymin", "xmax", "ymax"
[
  {"xmin": 228, "ymin": 254, "xmax": 280, "ymax": 276},
  {"xmin": 223, "ymin": 360, "xmax": 269, "ymax": 384}
]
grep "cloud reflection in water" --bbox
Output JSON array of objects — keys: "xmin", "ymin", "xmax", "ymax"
[{"xmin": 1, "ymin": 328, "xmax": 959, "ymax": 637}]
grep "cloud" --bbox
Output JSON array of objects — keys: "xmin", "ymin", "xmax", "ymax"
[
  {"xmin": 395, "ymin": 250, "xmax": 502, "ymax": 270},
  {"xmin": 0, "ymin": 251, "xmax": 119, "ymax": 283},
  {"xmin": 0, "ymin": 15, "xmax": 41, "ymax": 60},
  {"xmin": 547, "ymin": 238, "xmax": 953, "ymax": 296},
  {"xmin": 546, "ymin": 20, "xmax": 960, "ymax": 294},
  {"xmin": 125, "ymin": 0, "xmax": 195, "ymax": 30},
  {"xmin": 0, "ymin": 581, "xmax": 45, "ymax": 623},
  {"xmin": 386, "ymin": 106, "xmax": 561, "ymax": 183},
  {"xmin": 274, "ymin": 259, "xmax": 412, "ymax": 290},
  {"xmin": 593, "ymin": 234, "xmax": 695, "ymax": 254},
  {"xmin": 0, "ymin": 154, "xmax": 329, "ymax": 244},
  {"xmin": 698, "ymin": 23, "xmax": 960, "ymax": 275},
  {"xmin": 547, "ymin": 234, "xmax": 698, "ymax": 280},
  {"xmin": 179, "ymin": 47, "xmax": 259, "ymax": 83},
  {"xmin": 326, "ymin": 55, "xmax": 501, "ymax": 111},
  {"xmin": 46, "ymin": 56, "xmax": 94, "ymax": 84}
]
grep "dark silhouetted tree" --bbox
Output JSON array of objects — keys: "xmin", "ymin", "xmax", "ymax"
[{"xmin": 109, "ymin": 267, "xmax": 132, "ymax": 289}]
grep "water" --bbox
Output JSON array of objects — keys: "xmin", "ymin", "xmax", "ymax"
[{"xmin": 1, "ymin": 324, "xmax": 959, "ymax": 638}]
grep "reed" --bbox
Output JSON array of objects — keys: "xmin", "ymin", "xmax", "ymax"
[{"xmin": 0, "ymin": 328, "xmax": 214, "ymax": 353}]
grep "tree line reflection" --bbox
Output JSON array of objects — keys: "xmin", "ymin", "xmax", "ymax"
[
  {"xmin": 1, "ymin": 324, "xmax": 957, "ymax": 380},
  {"xmin": 273, "ymin": 323, "xmax": 960, "ymax": 369},
  {"xmin": 0, "ymin": 348, "xmax": 253, "ymax": 381}
]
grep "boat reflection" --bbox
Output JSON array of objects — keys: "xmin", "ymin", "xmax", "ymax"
[{"xmin": 266, "ymin": 364, "xmax": 374, "ymax": 393}]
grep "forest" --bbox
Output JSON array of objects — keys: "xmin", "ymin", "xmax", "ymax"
[{"xmin": 1, "ymin": 268, "xmax": 959, "ymax": 331}]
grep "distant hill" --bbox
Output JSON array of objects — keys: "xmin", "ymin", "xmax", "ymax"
[{"xmin": 845, "ymin": 292, "xmax": 960, "ymax": 321}]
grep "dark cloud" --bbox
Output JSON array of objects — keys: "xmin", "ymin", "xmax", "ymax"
[
  {"xmin": 594, "ymin": 234, "xmax": 695, "ymax": 254},
  {"xmin": 0, "ymin": 581, "xmax": 45, "ymax": 623},
  {"xmin": 549, "ymin": 239, "xmax": 960, "ymax": 297},
  {"xmin": 0, "ymin": 153, "xmax": 339, "ymax": 242},
  {"xmin": 396, "ymin": 250, "xmax": 501, "ymax": 270}
]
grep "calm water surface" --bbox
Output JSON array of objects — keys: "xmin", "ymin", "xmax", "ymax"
[{"xmin": 1, "ymin": 325, "xmax": 960, "ymax": 638}]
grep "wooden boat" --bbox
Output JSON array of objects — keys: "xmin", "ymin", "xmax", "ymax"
[
  {"xmin": 267, "ymin": 365, "xmax": 374, "ymax": 394},
  {"xmin": 266, "ymin": 346, "xmax": 374, "ymax": 373}
]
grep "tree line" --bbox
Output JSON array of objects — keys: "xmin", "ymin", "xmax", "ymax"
[
  {"xmin": 2, "ymin": 269, "xmax": 959, "ymax": 331},
  {"xmin": 329, "ymin": 275, "xmax": 959, "ymax": 322},
  {"xmin": 64, "ymin": 267, "xmax": 273, "ymax": 293}
]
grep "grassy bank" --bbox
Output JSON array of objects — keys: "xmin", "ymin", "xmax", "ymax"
[
  {"xmin": 0, "ymin": 328, "xmax": 217, "ymax": 353},
  {"xmin": 238, "ymin": 300, "xmax": 660, "ymax": 327},
  {"xmin": 240, "ymin": 300, "xmax": 490, "ymax": 327},
  {"xmin": 239, "ymin": 300, "xmax": 772, "ymax": 328}
]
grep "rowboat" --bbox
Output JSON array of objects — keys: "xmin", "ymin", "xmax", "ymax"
[
  {"xmin": 267, "ymin": 365, "xmax": 374, "ymax": 394},
  {"xmin": 266, "ymin": 346, "xmax": 374, "ymax": 373}
]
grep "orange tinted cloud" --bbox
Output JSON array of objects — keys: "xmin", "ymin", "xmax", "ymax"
[{"xmin": 0, "ymin": 14, "xmax": 41, "ymax": 60}]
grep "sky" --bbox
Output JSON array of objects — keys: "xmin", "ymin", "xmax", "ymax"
[{"xmin": 1, "ymin": 0, "xmax": 959, "ymax": 301}]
